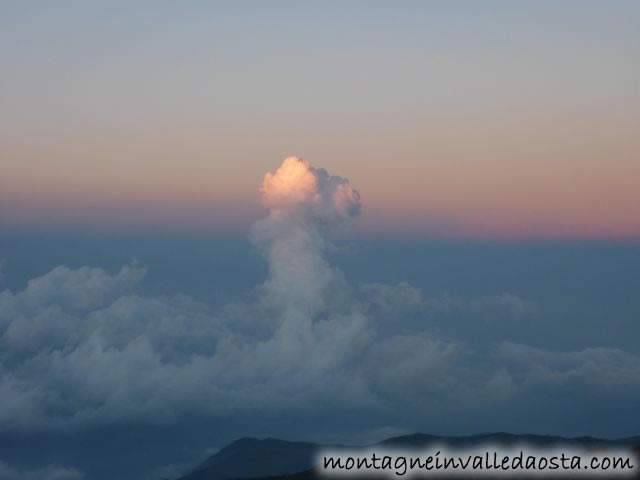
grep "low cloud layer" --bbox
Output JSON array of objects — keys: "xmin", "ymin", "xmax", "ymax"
[
  {"xmin": 0, "ymin": 157, "xmax": 638, "ymax": 437},
  {"xmin": 0, "ymin": 461, "xmax": 83, "ymax": 480}
]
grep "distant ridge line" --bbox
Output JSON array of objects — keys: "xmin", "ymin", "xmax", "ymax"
[{"xmin": 176, "ymin": 432, "xmax": 640, "ymax": 480}]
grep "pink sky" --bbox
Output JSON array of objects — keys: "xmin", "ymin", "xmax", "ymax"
[{"xmin": 1, "ymin": 2, "xmax": 639, "ymax": 237}]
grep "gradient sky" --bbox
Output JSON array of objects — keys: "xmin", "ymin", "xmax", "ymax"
[{"xmin": 1, "ymin": 0, "xmax": 639, "ymax": 237}]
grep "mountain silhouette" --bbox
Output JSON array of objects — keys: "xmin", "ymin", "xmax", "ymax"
[
  {"xmin": 176, "ymin": 433, "xmax": 639, "ymax": 480},
  {"xmin": 178, "ymin": 438, "xmax": 322, "ymax": 480}
]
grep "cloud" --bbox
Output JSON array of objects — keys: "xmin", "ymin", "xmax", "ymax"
[
  {"xmin": 0, "ymin": 264, "xmax": 150, "ymax": 358},
  {"xmin": 251, "ymin": 156, "xmax": 360, "ymax": 316},
  {"xmin": 142, "ymin": 462, "xmax": 192, "ymax": 480},
  {"xmin": 0, "ymin": 461, "xmax": 83, "ymax": 480},
  {"xmin": 424, "ymin": 292, "xmax": 530, "ymax": 319},
  {"xmin": 360, "ymin": 282, "xmax": 425, "ymax": 313},
  {"xmin": 259, "ymin": 156, "xmax": 361, "ymax": 221},
  {"xmin": 497, "ymin": 342, "xmax": 640, "ymax": 391},
  {"xmin": 360, "ymin": 282, "xmax": 530, "ymax": 320},
  {"xmin": 0, "ymin": 156, "xmax": 637, "ymax": 435}
]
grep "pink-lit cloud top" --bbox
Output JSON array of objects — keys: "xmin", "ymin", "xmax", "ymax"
[
  {"xmin": 1, "ymin": 2, "xmax": 639, "ymax": 238},
  {"xmin": 260, "ymin": 156, "xmax": 360, "ymax": 221}
]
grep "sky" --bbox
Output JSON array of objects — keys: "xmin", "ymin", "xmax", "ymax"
[
  {"xmin": 2, "ymin": 0, "xmax": 639, "ymax": 237},
  {"xmin": 1, "ymin": 3, "xmax": 640, "ymax": 480}
]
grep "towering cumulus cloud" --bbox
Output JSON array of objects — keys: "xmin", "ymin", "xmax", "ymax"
[
  {"xmin": 252, "ymin": 156, "xmax": 360, "ymax": 318},
  {"xmin": 243, "ymin": 157, "xmax": 368, "ymax": 389},
  {"xmin": 259, "ymin": 156, "xmax": 360, "ymax": 219}
]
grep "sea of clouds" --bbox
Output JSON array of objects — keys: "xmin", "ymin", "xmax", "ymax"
[{"xmin": 0, "ymin": 158, "xmax": 639, "ymax": 478}]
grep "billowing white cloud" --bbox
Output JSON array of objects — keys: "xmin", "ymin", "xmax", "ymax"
[
  {"xmin": 259, "ymin": 156, "xmax": 360, "ymax": 220},
  {"xmin": 251, "ymin": 156, "xmax": 360, "ymax": 317}
]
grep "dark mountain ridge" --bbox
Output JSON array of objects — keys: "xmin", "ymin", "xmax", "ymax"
[{"xmin": 177, "ymin": 433, "xmax": 640, "ymax": 480}]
